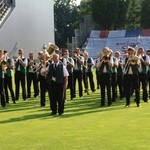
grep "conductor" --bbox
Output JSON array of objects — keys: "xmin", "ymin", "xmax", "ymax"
[{"xmin": 47, "ymin": 53, "xmax": 69, "ymax": 115}]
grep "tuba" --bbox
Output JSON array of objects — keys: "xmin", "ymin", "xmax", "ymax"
[{"xmin": 47, "ymin": 43, "xmax": 59, "ymax": 55}]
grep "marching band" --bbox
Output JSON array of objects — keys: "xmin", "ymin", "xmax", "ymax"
[{"xmin": 0, "ymin": 45, "xmax": 150, "ymax": 114}]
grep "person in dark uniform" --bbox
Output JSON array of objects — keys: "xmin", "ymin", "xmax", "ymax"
[
  {"xmin": 83, "ymin": 51, "xmax": 95, "ymax": 94},
  {"xmin": 115, "ymin": 51, "xmax": 124, "ymax": 99},
  {"xmin": 111, "ymin": 51, "xmax": 118, "ymax": 102},
  {"xmin": 0, "ymin": 50, "xmax": 6, "ymax": 107},
  {"xmin": 73, "ymin": 48, "xmax": 84, "ymax": 98},
  {"xmin": 123, "ymin": 47, "xmax": 140, "ymax": 107},
  {"xmin": 26, "ymin": 52, "xmax": 39, "ymax": 98},
  {"xmin": 146, "ymin": 49, "xmax": 150, "ymax": 99},
  {"xmin": 3, "ymin": 50, "xmax": 16, "ymax": 104},
  {"xmin": 36, "ymin": 51, "xmax": 50, "ymax": 107},
  {"xmin": 95, "ymin": 53, "xmax": 101, "ymax": 89},
  {"xmin": 63, "ymin": 49, "xmax": 75, "ymax": 100},
  {"xmin": 137, "ymin": 47, "xmax": 149, "ymax": 103},
  {"xmin": 14, "ymin": 49, "xmax": 27, "ymax": 101},
  {"xmin": 47, "ymin": 53, "xmax": 69, "ymax": 115},
  {"xmin": 96, "ymin": 47, "xmax": 113, "ymax": 107}
]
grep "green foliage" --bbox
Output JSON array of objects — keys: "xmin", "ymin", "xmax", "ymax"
[
  {"xmin": 141, "ymin": 0, "xmax": 150, "ymax": 28},
  {"xmin": 126, "ymin": 0, "xmax": 141, "ymax": 29},
  {"xmin": 54, "ymin": 0, "xmax": 80, "ymax": 48},
  {"xmin": 91, "ymin": 0, "xmax": 130, "ymax": 30}
]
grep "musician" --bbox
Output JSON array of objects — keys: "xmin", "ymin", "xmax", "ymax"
[
  {"xmin": 55, "ymin": 49, "xmax": 67, "ymax": 66},
  {"xmin": 47, "ymin": 53, "xmax": 69, "ymax": 115},
  {"xmin": 37, "ymin": 52, "xmax": 50, "ymax": 107},
  {"xmin": 111, "ymin": 50, "xmax": 118, "ymax": 102},
  {"xmin": 115, "ymin": 51, "xmax": 124, "ymax": 99},
  {"xmin": 123, "ymin": 47, "xmax": 140, "ymax": 107},
  {"xmin": 3, "ymin": 50, "xmax": 16, "ymax": 104},
  {"xmin": 146, "ymin": 49, "xmax": 150, "ymax": 99},
  {"xmin": 73, "ymin": 48, "xmax": 84, "ymax": 98},
  {"xmin": 95, "ymin": 53, "xmax": 101, "ymax": 89},
  {"xmin": 137, "ymin": 47, "xmax": 149, "ymax": 103},
  {"xmin": 0, "ymin": 50, "xmax": 6, "ymax": 107},
  {"xmin": 26, "ymin": 52, "xmax": 39, "ymax": 98},
  {"xmin": 83, "ymin": 51, "xmax": 95, "ymax": 94},
  {"xmin": 63, "ymin": 49, "xmax": 75, "ymax": 100},
  {"xmin": 96, "ymin": 47, "xmax": 113, "ymax": 107},
  {"xmin": 14, "ymin": 49, "xmax": 27, "ymax": 101}
]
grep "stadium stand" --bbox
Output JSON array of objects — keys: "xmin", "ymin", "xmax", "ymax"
[
  {"xmin": 83, "ymin": 29, "xmax": 150, "ymax": 59},
  {"xmin": 0, "ymin": 0, "xmax": 15, "ymax": 28}
]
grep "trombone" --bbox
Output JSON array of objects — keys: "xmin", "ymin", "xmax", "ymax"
[{"xmin": 123, "ymin": 55, "xmax": 139, "ymax": 74}]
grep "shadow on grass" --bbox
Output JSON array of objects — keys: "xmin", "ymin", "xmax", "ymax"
[
  {"xmin": 1, "ymin": 90, "xmax": 143, "ymax": 123},
  {"xmin": 0, "ymin": 95, "xmax": 129, "ymax": 124}
]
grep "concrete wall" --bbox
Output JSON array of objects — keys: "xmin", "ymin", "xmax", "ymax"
[{"xmin": 0, "ymin": 0, "xmax": 54, "ymax": 57}]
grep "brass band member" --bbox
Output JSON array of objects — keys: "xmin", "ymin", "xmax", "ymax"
[
  {"xmin": 97, "ymin": 47, "xmax": 113, "ymax": 107},
  {"xmin": 123, "ymin": 47, "xmax": 140, "ymax": 107},
  {"xmin": 0, "ymin": 50, "xmax": 6, "ymax": 107},
  {"xmin": 73, "ymin": 48, "xmax": 84, "ymax": 98},
  {"xmin": 137, "ymin": 47, "xmax": 149, "ymax": 103},
  {"xmin": 111, "ymin": 50, "xmax": 118, "ymax": 102},
  {"xmin": 115, "ymin": 51, "xmax": 124, "ymax": 99},
  {"xmin": 26, "ymin": 52, "xmax": 39, "ymax": 98},
  {"xmin": 63, "ymin": 49, "xmax": 75, "ymax": 100},
  {"xmin": 3, "ymin": 50, "xmax": 16, "ymax": 104},
  {"xmin": 14, "ymin": 49, "xmax": 27, "ymax": 101},
  {"xmin": 47, "ymin": 53, "xmax": 69, "ymax": 115},
  {"xmin": 146, "ymin": 49, "xmax": 150, "ymax": 99},
  {"xmin": 83, "ymin": 51, "xmax": 95, "ymax": 94},
  {"xmin": 37, "ymin": 51, "xmax": 50, "ymax": 107}
]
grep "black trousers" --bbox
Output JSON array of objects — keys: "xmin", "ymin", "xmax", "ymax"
[
  {"xmin": 0, "ymin": 78, "xmax": 6, "ymax": 107},
  {"xmin": 96, "ymin": 70, "xmax": 100, "ymax": 89},
  {"xmin": 117, "ymin": 75, "xmax": 124, "ymax": 99},
  {"xmin": 27, "ymin": 72, "xmax": 39, "ymax": 98},
  {"xmin": 83, "ymin": 72, "xmax": 88, "ymax": 90},
  {"xmin": 99, "ymin": 73, "xmax": 112, "ymax": 106},
  {"xmin": 68, "ymin": 72, "xmax": 75, "ymax": 99},
  {"xmin": 73, "ymin": 70, "xmax": 83, "ymax": 97},
  {"xmin": 48, "ymin": 82, "xmax": 64, "ymax": 114},
  {"xmin": 147, "ymin": 71, "xmax": 150, "ymax": 98},
  {"xmin": 39, "ymin": 75, "xmax": 47, "ymax": 106},
  {"xmin": 111, "ymin": 73, "xmax": 117, "ymax": 101},
  {"xmin": 87, "ymin": 71, "xmax": 95, "ymax": 92},
  {"xmin": 4, "ymin": 74, "xmax": 15, "ymax": 103},
  {"xmin": 124, "ymin": 74, "xmax": 140, "ymax": 106},
  {"xmin": 139, "ymin": 73, "xmax": 148, "ymax": 102},
  {"xmin": 15, "ymin": 71, "xmax": 26, "ymax": 100}
]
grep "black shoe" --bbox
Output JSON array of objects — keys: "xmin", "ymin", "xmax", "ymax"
[
  {"xmin": 59, "ymin": 112, "xmax": 63, "ymax": 115},
  {"xmin": 13, "ymin": 101, "xmax": 16, "ymax": 104},
  {"xmin": 137, "ymin": 104, "xmax": 141, "ymax": 107},
  {"xmin": 27, "ymin": 95, "xmax": 31, "ymax": 98},
  {"xmin": 51, "ymin": 112, "xmax": 57, "ymax": 115},
  {"xmin": 100, "ymin": 104, "xmax": 105, "ymax": 107},
  {"xmin": 108, "ymin": 104, "xmax": 112, "ymax": 107}
]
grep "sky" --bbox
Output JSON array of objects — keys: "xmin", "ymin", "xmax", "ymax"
[{"xmin": 76, "ymin": 0, "xmax": 81, "ymax": 5}]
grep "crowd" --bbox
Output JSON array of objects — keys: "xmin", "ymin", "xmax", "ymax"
[{"xmin": 0, "ymin": 45, "xmax": 150, "ymax": 115}]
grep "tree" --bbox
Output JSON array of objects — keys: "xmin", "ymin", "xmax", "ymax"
[
  {"xmin": 83, "ymin": 0, "xmax": 142, "ymax": 30},
  {"xmin": 54, "ymin": 0, "xmax": 79, "ymax": 48},
  {"xmin": 91, "ymin": 0, "xmax": 130, "ymax": 30},
  {"xmin": 141, "ymin": 0, "xmax": 150, "ymax": 28},
  {"xmin": 126, "ymin": 0, "xmax": 141, "ymax": 29}
]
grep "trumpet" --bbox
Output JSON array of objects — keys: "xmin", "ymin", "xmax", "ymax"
[
  {"xmin": 101, "ymin": 51, "xmax": 112, "ymax": 62},
  {"xmin": 123, "ymin": 55, "xmax": 139, "ymax": 74}
]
